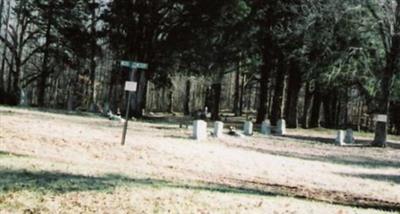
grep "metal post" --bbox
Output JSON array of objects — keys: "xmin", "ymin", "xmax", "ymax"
[{"xmin": 121, "ymin": 68, "xmax": 136, "ymax": 145}]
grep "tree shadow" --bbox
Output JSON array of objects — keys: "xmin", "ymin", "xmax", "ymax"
[
  {"xmin": 0, "ymin": 151, "xmax": 27, "ymax": 158},
  {"xmin": 0, "ymin": 109, "xmax": 14, "ymax": 116},
  {"xmin": 1, "ymin": 167, "xmax": 399, "ymax": 210},
  {"xmin": 227, "ymin": 143, "xmax": 400, "ymax": 169},
  {"xmin": 150, "ymin": 126, "xmax": 180, "ymax": 131},
  {"xmin": 162, "ymin": 135, "xmax": 191, "ymax": 140},
  {"xmin": 339, "ymin": 172, "xmax": 400, "ymax": 184},
  {"xmin": 0, "ymin": 168, "xmax": 277, "ymax": 197},
  {"xmin": 283, "ymin": 134, "xmax": 400, "ymax": 149}
]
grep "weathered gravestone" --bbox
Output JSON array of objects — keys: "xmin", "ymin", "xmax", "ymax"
[
  {"xmin": 335, "ymin": 130, "xmax": 346, "ymax": 146},
  {"xmin": 345, "ymin": 129, "xmax": 354, "ymax": 144},
  {"xmin": 276, "ymin": 119, "xmax": 286, "ymax": 135},
  {"xmin": 244, "ymin": 121, "xmax": 253, "ymax": 136},
  {"xmin": 261, "ymin": 120, "xmax": 272, "ymax": 135},
  {"xmin": 214, "ymin": 121, "xmax": 224, "ymax": 138},
  {"xmin": 193, "ymin": 120, "xmax": 207, "ymax": 140}
]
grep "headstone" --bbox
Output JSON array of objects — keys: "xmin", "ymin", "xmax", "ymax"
[
  {"xmin": 276, "ymin": 119, "xmax": 286, "ymax": 135},
  {"xmin": 336, "ymin": 130, "xmax": 345, "ymax": 146},
  {"xmin": 213, "ymin": 121, "xmax": 224, "ymax": 138},
  {"xmin": 244, "ymin": 121, "xmax": 253, "ymax": 136},
  {"xmin": 345, "ymin": 129, "xmax": 354, "ymax": 144},
  {"xmin": 261, "ymin": 120, "xmax": 272, "ymax": 135},
  {"xmin": 193, "ymin": 120, "xmax": 207, "ymax": 140}
]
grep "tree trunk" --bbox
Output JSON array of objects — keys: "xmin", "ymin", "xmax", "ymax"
[
  {"xmin": 239, "ymin": 70, "xmax": 245, "ymax": 116},
  {"xmin": 0, "ymin": 0, "xmax": 4, "ymax": 26},
  {"xmin": 322, "ymin": 89, "xmax": 337, "ymax": 128},
  {"xmin": 256, "ymin": 34, "xmax": 274, "ymax": 123},
  {"xmin": 301, "ymin": 82, "xmax": 313, "ymax": 128},
  {"xmin": 0, "ymin": 0, "xmax": 4, "ymax": 95},
  {"xmin": 131, "ymin": 69, "xmax": 147, "ymax": 118},
  {"xmin": 285, "ymin": 63, "xmax": 302, "ymax": 128},
  {"xmin": 309, "ymin": 85, "xmax": 322, "ymax": 128},
  {"xmin": 372, "ymin": 75, "xmax": 392, "ymax": 147},
  {"xmin": 168, "ymin": 90, "xmax": 173, "ymax": 113},
  {"xmin": 357, "ymin": 101, "xmax": 363, "ymax": 132},
  {"xmin": 211, "ymin": 83, "xmax": 221, "ymax": 120},
  {"xmin": 107, "ymin": 67, "xmax": 115, "ymax": 112},
  {"xmin": 270, "ymin": 60, "xmax": 286, "ymax": 126},
  {"xmin": 233, "ymin": 60, "xmax": 241, "ymax": 116},
  {"xmin": 88, "ymin": 0, "xmax": 97, "ymax": 111},
  {"xmin": 37, "ymin": 13, "xmax": 52, "ymax": 107},
  {"xmin": 372, "ymin": 1, "xmax": 399, "ymax": 147},
  {"xmin": 211, "ymin": 72, "xmax": 224, "ymax": 121},
  {"xmin": 184, "ymin": 79, "xmax": 191, "ymax": 115},
  {"xmin": 0, "ymin": 0, "xmax": 10, "ymax": 97},
  {"xmin": 11, "ymin": 57, "xmax": 21, "ymax": 105}
]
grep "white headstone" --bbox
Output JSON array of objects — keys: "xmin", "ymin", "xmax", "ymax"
[
  {"xmin": 244, "ymin": 121, "xmax": 253, "ymax": 136},
  {"xmin": 276, "ymin": 119, "xmax": 286, "ymax": 135},
  {"xmin": 336, "ymin": 130, "xmax": 345, "ymax": 146},
  {"xmin": 345, "ymin": 129, "xmax": 354, "ymax": 144},
  {"xmin": 261, "ymin": 120, "xmax": 272, "ymax": 135},
  {"xmin": 193, "ymin": 120, "xmax": 207, "ymax": 140},
  {"xmin": 213, "ymin": 121, "xmax": 224, "ymax": 138}
]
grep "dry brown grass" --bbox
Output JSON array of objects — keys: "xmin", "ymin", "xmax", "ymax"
[{"xmin": 0, "ymin": 106, "xmax": 399, "ymax": 213}]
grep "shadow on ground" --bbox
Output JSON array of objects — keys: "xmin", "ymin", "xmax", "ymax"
[
  {"xmin": 1, "ymin": 164, "xmax": 399, "ymax": 211},
  {"xmin": 226, "ymin": 142, "xmax": 400, "ymax": 169},
  {"xmin": 283, "ymin": 134, "xmax": 400, "ymax": 149},
  {"xmin": 0, "ymin": 151, "xmax": 27, "ymax": 158},
  {"xmin": 339, "ymin": 172, "xmax": 400, "ymax": 184},
  {"xmin": 0, "ymin": 168, "xmax": 276, "ymax": 197}
]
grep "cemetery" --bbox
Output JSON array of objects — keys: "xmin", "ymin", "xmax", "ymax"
[
  {"xmin": 1, "ymin": 106, "xmax": 400, "ymax": 213},
  {"xmin": 1, "ymin": 0, "xmax": 400, "ymax": 213}
]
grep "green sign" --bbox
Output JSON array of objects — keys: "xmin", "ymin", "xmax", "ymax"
[{"xmin": 120, "ymin": 60, "xmax": 148, "ymax": 69}]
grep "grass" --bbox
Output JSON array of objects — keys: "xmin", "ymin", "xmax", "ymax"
[
  {"xmin": 1, "ymin": 106, "xmax": 400, "ymax": 213},
  {"xmin": 0, "ymin": 154, "xmax": 395, "ymax": 214}
]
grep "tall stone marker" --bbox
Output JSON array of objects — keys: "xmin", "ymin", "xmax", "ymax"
[
  {"xmin": 345, "ymin": 129, "xmax": 354, "ymax": 144},
  {"xmin": 276, "ymin": 119, "xmax": 286, "ymax": 136},
  {"xmin": 193, "ymin": 120, "xmax": 207, "ymax": 140},
  {"xmin": 336, "ymin": 130, "xmax": 345, "ymax": 146},
  {"xmin": 261, "ymin": 120, "xmax": 272, "ymax": 135},
  {"xmin": 244, "ymin": 121, "xmax": 253, "ymax": 136},
  {"xmin": 213, "ymin": 121, "xmax": 224, "ymax": 138}
]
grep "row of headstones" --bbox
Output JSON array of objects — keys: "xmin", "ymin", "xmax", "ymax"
[
  {"xmin": 193, "ymin": 119, "xmax": 287, "ymax": 140},
  {"xmin": 194, "ymin": 119, "xmax": 357, "ymax": 146},
  {"xmin": 335, "ymin": 129, "xmax": 354, "ymax": 146}
]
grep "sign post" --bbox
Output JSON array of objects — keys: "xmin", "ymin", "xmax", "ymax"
[{"xmin": 120, "ymin": 60, "xmax": 148, "ymax": 145}]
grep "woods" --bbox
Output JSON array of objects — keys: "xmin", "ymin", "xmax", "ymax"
[{"xmin": 0, "ymin": 0, "xmax": 399, "ymax": 145}]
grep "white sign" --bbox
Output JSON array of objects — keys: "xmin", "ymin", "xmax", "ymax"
[
  {"xmin": 374, "ymin": 114, "xmax": 388, "ymax": 122},
  {"xmin": 124, "ymin": 81, "xmax": 137, "ymax": 92},
  {"xmin": 120, "ymin": 60, "xmax": 148, "ymax": 69},
  {"xmin": 121, "ymin": 61, "xmax": 131, "ymax": 67}
]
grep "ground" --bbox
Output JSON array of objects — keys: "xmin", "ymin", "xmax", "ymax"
[{"xmin": 0, "ymin": 106, "xmax": 399, "ymax": 213}]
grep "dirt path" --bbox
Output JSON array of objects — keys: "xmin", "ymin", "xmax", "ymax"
[{"xmin": 1, "ymin": 107, "xmax": 399, "ymax": 212}]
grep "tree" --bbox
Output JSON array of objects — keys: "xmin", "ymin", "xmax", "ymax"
[
  {"xmin": 369, "ymin": 0, "xmax": 400, "ymax": 146},
  {"xmin": 0, "ymin": 0, "xmax": 41, "ymax": 104}
]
